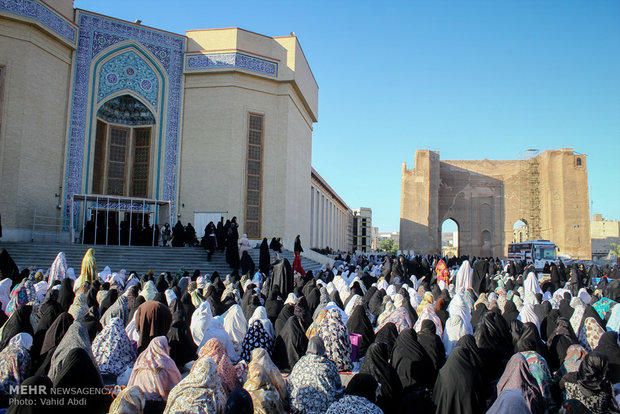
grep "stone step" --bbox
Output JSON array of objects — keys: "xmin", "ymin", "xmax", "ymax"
[{"xmin": 0, "ymin": 242, "xmax": 322, "ymax": 276}]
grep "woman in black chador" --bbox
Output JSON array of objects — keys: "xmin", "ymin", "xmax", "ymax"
[
  {"xmin": 204, "ymin": 221, "xmax": 217, "ymax": 260},
  {"xmin": 172, "ymin": 220, "xmax": 185, "ymax": 247},
  {"xmin": 226, "ymin": 218, "xmax": 240, "ymax": 269},
  {"xmin": 185, "ymin": 222, "xmax": 197, "ymax": 247}
]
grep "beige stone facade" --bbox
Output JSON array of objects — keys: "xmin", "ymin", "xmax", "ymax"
[
  {"xmin": 0, "ymin": 10, "xmax": 76, "ymax": 241},
  {"xmin": 0, "ymin": 1, "xmax": 342, "ymax": 251},
  {"xmin": 180, "ymin": 28, "xmax": 317, "ymax": 248},
  {"xmin": 400, "ymin": 149, "xmax": 591, "ymax": 259}
]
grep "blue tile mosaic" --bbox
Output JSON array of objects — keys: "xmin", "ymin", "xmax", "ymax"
[
  {"xmin": 185, "ymin": 52, "xmax": 277, "ymax": 77},
  {"xmin": 97, "ymin": 51, "xmax": 159, "ymax": 110},
  {"xmin": 0, "ymin": 0, "xmax": 77, "ymax": 45},
  {"xmin": 64, "ymin": 11, "xmax": 185, "ymax": 228}
]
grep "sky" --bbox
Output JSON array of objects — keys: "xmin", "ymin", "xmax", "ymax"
[{"xmin": 75, "ymin": 0, "xmax": 620, "ymax": 233}]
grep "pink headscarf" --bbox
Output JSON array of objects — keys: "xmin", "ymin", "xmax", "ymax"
[
  {"xmin": 127, "ymin": 336, "xmax": 181, "ymax": 401},
  {"xmin": 198, "ymin": 338, "xmax": 239, "ymax": 395}
]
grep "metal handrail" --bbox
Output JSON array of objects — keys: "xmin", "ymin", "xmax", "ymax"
[
  {"xmin": 31, "ymin": 209, "xmax": 64, "ymax": 242},
  {"xmin": 70, "ymin": 194, "xmax": 172, "ymax": 246}
]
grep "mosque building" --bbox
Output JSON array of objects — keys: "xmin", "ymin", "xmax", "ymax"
[{"xmin": 0, "ymin": 0, "xmax": 352, "ymax": 252}]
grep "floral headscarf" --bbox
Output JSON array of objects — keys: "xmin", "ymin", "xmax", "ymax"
[
  {"xmin": 0, "ymin": 333, "xmax": 32, "ymax": 396},
  {"xmin": 197, "ymin": 338, "xmax": 239, "ymax": 394},
  {"xmin": 578, "ymin": 317, "xmax": 605, "ymax": 351},
  {"xmin": 6, "ymin": 279, "xmax": 37, "ymax": 316},
  {"xmin": 48, "ymin": 252, "xmax": 68, "ymax": 286},
  {"xmin": 164, "ymin": 356, "xmax": 226, "ymax": 414},
  {"xmin": 316, "ymin": 308, "xmax": 353, "ymax": 372},
  {"xmin": 109, "ymin": 386, "xmax": 145, "ymax": 414},
  {"xmin": 413, "ymin": 304, "xmax": 443, "ymax": 336},
  {"xmin": 92, "ymin": 317, "xmax": 137, "ymax": 376},
  {"xmin": 519, "ymin": 351, "xmax": 553, "ymax": 409},
  {"xmin": 240, "ymin": 320, "xmax": 273, "ymax": 362}
]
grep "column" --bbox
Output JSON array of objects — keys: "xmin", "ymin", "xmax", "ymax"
[{"xmin": 310, "ymin": 187, "xmax": 314, "ymax": 247}]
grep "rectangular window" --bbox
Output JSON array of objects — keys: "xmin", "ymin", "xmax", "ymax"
[
  {"xmin": 131, "ymin": 128, "xmax": 151, "ymax": 197},
  {"xmin": 245, "ymin": 113, "xmax": 263, "ymax": 238},
  {"xmin": 106, "ymin": 126, "xmax": 129, "ymax": 195}
]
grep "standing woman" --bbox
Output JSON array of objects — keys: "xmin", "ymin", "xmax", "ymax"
[
  {"xmin": 294, "ymin": 235, "xmax": 303, "ymax": 254},
  {"xmin": 293, "ymin": 235, "xmax": 305, "ymax": 276},
  {"xmin": 226, "ymin": 220, "xmax": 240, "ymax": 270},
  {"xmin": 204, "ymin": 222, "xmax": 217, "ymax": 260},
  {"xmin": 172, "ymin": 220, "xmax": 185, "ymax": 247},
  {"xmin": 216, "ymin": 219, "xmax": 226, "ymax": 251}
]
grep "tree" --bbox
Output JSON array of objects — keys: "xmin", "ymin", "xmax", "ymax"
[
  {"xmin": 610, "ymin": 242, "xmax": 620, "ymax": 258},
  {"xmin": 379, "ymin": 239, "xmax": 399, "ymax": 254}
]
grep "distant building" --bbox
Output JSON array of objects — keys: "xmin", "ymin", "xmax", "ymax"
[
  {"xmin": 310, "ymin": 168, "xmax": 352, "ymax": 253},
  {"xmin": 591, "ymin": 214, "xmax": 620, "ymax": 261},
  {"xmin": 371, "ymin": 226, "xmax": 379, "ymax": 250},
  {"xmin": 441, "ymin": 231, "xmax": 458, "ymax": 257},
  {"xmin": 353, "ymin": 208, "xmax": 372, "ymax": 252},
  {"xmin": 400, "ymin": 149, "xmax": 591, "ymax": 259},
  {"xmin": 378, "ymin": 232, "xmax": 399, "ymax": 243}
]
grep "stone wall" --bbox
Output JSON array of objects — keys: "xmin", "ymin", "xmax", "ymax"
[{"xmin": 400, "ymin": 149, "xmax": 591, "ymax": 259}]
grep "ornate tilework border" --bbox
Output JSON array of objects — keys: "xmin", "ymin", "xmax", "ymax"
[
  {"xmin": 0, "ymin": 0, "xmax": 77, "ymax": 45},
  {"xmin": 185, "ymin": 52, "xmax": 277, "ymax": 77},
  {"xmin": 64, "ymin": 11, "xmax": 185, "ymax": 229}
]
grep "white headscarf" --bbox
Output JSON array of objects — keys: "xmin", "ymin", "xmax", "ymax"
[
  {"xmin": 517, "ymin": 303, "xmax": 540, "ymax": 332},
  {"xmin": 99, "ymin": 266, "xmax": 112, "ymax": 282},
  {"xmin": 442, "ymin": 314, "xmax": 469, "ymax": 356},
  {"xmin": 447, "ymin": 294, "xmax": 473, "ymax": 335},
  {"xmin": 190, "ymin": 301, "xmax": 213, "ymax": 346},
  {"xmin": 34, "ymin": 281, "xmax": 48, "ymax": 303},
  {"xmin": 344, "ymin": 294, "xmax": 362, "ymax": 317},
  {"xmin": 524, "ymin": 272, "xmax": 542, "ymax": 296},
  {"xmin": 0, "ymin": 278, "xmax": 12, "ymax": 312},
  {"xmin": 67, "ymin": 268, "xmax": 76, "ymax": 280},
  {"xmin": 48, "ymin": 252, "xmax": 68, "ymax": 286},
  {"xmin": 222, "ymin": 304, "xmax": 247, "ymax": 353},
  {"xmin": 165, "ymin": 289, "xmax": 177, "ymax": 306},
  {"xmin": 578, "ymin": 288, "xmax": 591, "ymax": 305},
  {"xmin": 9, "ymin": 333, "xmax": 33, "ymax": 350},
  {"xmin": 284, "ymin": 293, "xmax": 297, "ymax": 306},
  {"xmin": 198, "ymin": 317, "xmax": 239, "ymax": 363},
  {"xmin": 247, "ymin": 306, "xmax": 274, "ymax": 339},
  {"xmin": 139, "ymin": 281, "xmax": 157, "ymax": 301},
  {"xmin": 455, "ymin": 260, "xmax": 473, "ymax": 294}
]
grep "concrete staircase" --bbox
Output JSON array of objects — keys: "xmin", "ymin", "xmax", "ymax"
[{"xmin": 0, "ymin": 242, "xmax": 323, "ymax": 276}]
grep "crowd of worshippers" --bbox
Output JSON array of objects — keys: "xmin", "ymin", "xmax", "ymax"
[{"xmin": 0, "ymin": 245, "xmax": 619, "ymax": 414}]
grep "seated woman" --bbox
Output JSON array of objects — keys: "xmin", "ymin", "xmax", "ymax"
[
  {"xmin": 164, "ymin": 357, "xmax": 226, "ymax": 414},
  {"xmin": 326, "ymin": 373, "xmax": 382, "ymax": 414},
  {"xmin": 286, "ymin": 336, "xmax": 343, "ymax": 414},
  {"xmin": 127, "ymin": 336, "xmax": 181, "ymax": 412},
  {"xmin": 244, "ymin": 348, "xmax": 287, "ymax": 414},
  {"xmin": 560, "ymin": 351, "xmax": 618, "ymax": 414},
  {"xmin": 53, "ymin": 348, "xmax": 112, "ymax": 413},
  {"xmin": 359, "ymin": 341, "xmax": 402, "ymax": 413},
  {"xmin": 0, "ymin": 333, "xmax": 32, "ymax": 407},
  {"xmin": 196, "ymin": 338, "xmax": 240, "ymax": 395},
  {"xmin": 315, "ymin": 308, "xmax": 352, "ymax": 372}
]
